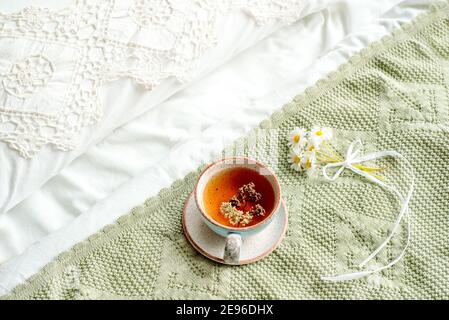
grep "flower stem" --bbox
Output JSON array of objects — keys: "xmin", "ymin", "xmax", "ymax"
[{"xmin": 316, "ymin": 144, "xmax": 386, "ymax": 181}]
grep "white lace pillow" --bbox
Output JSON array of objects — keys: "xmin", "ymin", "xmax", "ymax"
[{"xmin": 0, "ymin": 0, "xmax": 335, "ymax": 213}]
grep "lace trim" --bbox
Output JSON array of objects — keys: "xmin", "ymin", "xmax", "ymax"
[{"xmin": 0, "ymin": 0, "xmax": 305, "ymax": 158}]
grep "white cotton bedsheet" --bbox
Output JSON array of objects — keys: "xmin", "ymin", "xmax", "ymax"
[
  {"xmin": 0, "ymin": 0, "xmax": 334, "ymax": 215},
  {"xmin": 0, "ymin": 0, "xmax": 434, "ymax": 294}
]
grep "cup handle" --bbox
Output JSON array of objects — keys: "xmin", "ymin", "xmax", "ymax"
[{"xmin": 223, "ymin": 233, "xmax": 242, "ymax": 265}]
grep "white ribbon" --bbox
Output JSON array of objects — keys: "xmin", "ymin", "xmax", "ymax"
[{"xmin": 320, "ymin": 140, "xmax": 415, "ymax": 282}]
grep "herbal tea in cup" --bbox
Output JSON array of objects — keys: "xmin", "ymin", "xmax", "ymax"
[{"xmin": 194, "ymin": 158, "xmax": 281, "ymax": 264}]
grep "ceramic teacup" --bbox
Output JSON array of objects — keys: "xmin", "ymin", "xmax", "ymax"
[{"xmin": 194, "ymin": 157, "xmax": 282, "ymax": 264}]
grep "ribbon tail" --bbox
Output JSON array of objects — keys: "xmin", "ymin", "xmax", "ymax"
[
  {"xmin": 358, "ymin": 191, "xmax": 406, "ymax": 268},
  {"xmin": 323, "ymin": 217, "xmax": 411, "ymax": 282},
  {"xmin": 321, "ymin": 270, "xmax": 374, "ymax": 282},
  {"xmin": 320, "ymin": 143, "xmax": 414, "ymax": 282},
  {"xmin": 358, "ymin": 160, "xmax": 414, "ymax": 268},
  {"xmin": 322, "ymin": 163, "xmax": 346, "ymax": 181}
]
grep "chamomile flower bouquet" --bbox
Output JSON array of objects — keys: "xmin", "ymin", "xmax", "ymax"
[
  {"xmin": 288, "ymin": 127, "xmax": 333, "ymax": 175},
  {"xmin": 288, "ymin": 127, "xmax": 384, "ymax": 180},
  {"xmin": 286, "ymin": 126, "xmax": 414, "ymax": 282}
]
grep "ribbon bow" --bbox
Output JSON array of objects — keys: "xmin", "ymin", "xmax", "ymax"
[{"xmin": 321, "ymin": 140, "xmax": 415, "ymax": 282}]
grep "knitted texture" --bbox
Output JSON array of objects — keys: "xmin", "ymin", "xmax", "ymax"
[{"xmin": 4, "ymin": 2, "xmax": 449, "ymax": 300}]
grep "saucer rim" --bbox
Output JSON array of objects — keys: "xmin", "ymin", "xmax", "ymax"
[{"xmin": 182, "ymin": 191, "xmax": 288, "ymax": 265}]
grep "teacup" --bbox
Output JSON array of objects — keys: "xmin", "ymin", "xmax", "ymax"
[{"xmin": 194, "ymin": 157, "xmax": 282, "ymax": 264}]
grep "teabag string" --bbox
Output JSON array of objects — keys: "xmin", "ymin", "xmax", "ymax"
[{"xmin": 320, "ymin": 140, "xmax": 415, "ymax": 282}]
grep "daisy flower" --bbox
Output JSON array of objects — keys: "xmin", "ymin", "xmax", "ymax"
[
  {"xmin": 302, "ymin": 150, "xmax": 317, "ymax": 176},
  {"xmin": 288, "ymin": 127, "xmax": 307, "ymax": 150},
  {"xmin": 310, "ymin": 127, "xmax": 332, "ymax": 148},
  {"xmin": 288, "ymin": 149, "xmax": 303, "ymax": 172},
  {"xmin": 305, "ymin": 141, "xmax": 316, "ymax": 153}
]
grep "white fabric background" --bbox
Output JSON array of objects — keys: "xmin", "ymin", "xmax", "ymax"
[
  {"xmin": 0, "ymin": 0, "xmax": 333, "ymax": 215},
  {"xmin": 0, "ymin": 0, "xmax": 434, "ymax": 294}
]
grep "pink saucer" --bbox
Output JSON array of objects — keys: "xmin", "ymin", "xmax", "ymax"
[{"xmin": 182, "ymin": 192, "xmax": 288, "ymax": 265}]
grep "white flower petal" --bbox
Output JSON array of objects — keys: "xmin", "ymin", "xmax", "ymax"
[{"xmin": 289, "ymin": 127, "xmax": 308, "ymax": 149}]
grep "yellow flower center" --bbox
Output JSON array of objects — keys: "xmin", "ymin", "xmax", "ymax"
[
  {"xmin": 316, "ymin": 129, "xmax": 323, "ymax": 136},
  {"xmin": 293, "ymin": 155, "xmax": 301, "ymax": 164},
  {"xmin": 305, "ymin": 159, "xmax": 312, "ymax": 168},
  {"xmin": 308, "ymin": 145, "xmax": 315, "ymax": 152},
  {"xmin": 293, "ymin": 134, "xmax": 300, "ymax": 143}
]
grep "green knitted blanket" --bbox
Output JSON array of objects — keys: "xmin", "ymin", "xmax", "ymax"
[{"xmin": 6, "ymin": 3, "xmax": 449, "ymax": 300}]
